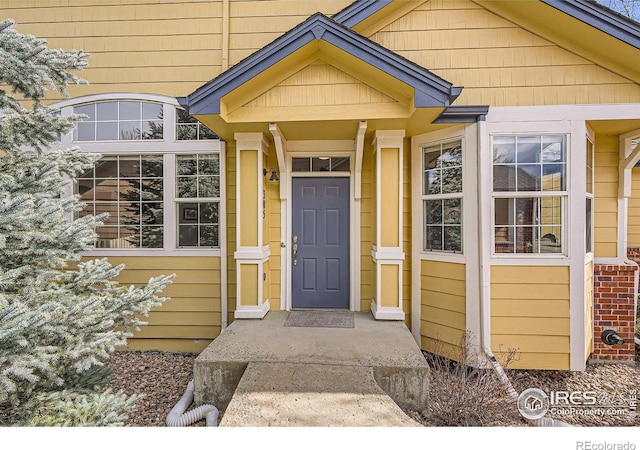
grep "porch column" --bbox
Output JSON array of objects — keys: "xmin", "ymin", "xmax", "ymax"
[
  {"xmin": 371, "ymin": 130, "xmax": 405, "ymax": 320},
  {"xmin": 234, "ymin": 132, "xmax": 270, "ymax": 319}
]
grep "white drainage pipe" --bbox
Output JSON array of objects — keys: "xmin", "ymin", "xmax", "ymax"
[
  {"xmin": 476, "ymin": 121, "xmax": 570, "ymax": 428},
  {"xmin": 166, "ymin": 380, "xmax": 219, "ymax": 427},
  {"xmin": 486, "ymin": 354, "xmax": 571, "ymax": 427}
]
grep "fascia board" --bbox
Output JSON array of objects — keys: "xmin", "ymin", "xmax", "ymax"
[
  {"xmin": 332, "ymin": 0, "xmax": 394, "ymax": 28},
  {"xmin": 185, "ymin": 14, "xmax": 461, "ymax": 115},
  {"xmin": 542, "ymin": 0, "xmax": 640, "ymax": 49}
]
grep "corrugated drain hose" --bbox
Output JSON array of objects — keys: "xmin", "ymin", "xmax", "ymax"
[{"xmin": 166, "ymin": 380, "xmax": 219, "ymax": 427}]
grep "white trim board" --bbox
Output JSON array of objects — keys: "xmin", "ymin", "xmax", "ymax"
[{"xmin": 272, "ymin": 130, "xmax": 362, "ymax": 313}]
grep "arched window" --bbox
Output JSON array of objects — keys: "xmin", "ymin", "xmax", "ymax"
[
  {"xmin": 51, "ymin": 94, "xmax": 224, "ymax": 255},
  {"xmin": 73, "ymin": 100, "xmax": 164, "ymax": 141}
]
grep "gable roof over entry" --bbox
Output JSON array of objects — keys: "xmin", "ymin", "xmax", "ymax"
[{"xmin": 180, "ymin": 12, "xmax": 462, "ymax": 119}]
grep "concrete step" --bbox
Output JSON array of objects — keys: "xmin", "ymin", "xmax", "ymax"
[
  {"xmin": 220, "ymin": 362, "xmax": 421, "ymax": 427},
  {"xmin": 194, "ymin": 311, "xmax": 430, "ymax": 413}
]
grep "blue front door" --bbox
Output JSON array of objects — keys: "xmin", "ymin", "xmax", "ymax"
[{"xmin": 291, "ymin": 177, "xmax": 350, "ymax": 309}]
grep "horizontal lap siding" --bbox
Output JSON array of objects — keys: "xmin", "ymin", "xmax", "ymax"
[
  {"xmin": 491, "ymin": 266, "xmax": 570, "ymax": 370},
  {"xmin": 266, "ymin": 150, "xmax": 281, "ymax": 310},
  {"xmin": 227, "ymin": 0, "xmax": 352, "ymax": 67},
  {"xmin": 420, "ymin": 260, "xmax": 466, "ymax": 361},
  {"xmin": 594, "ymin": 135, "xmax": 619, "ymax": 258},
  {"xmin": 81, "ymin": 256, "xmax": 222, "ymax": 352},
  {"xmin": 361, "ymin": 143, "xmax": 375, "ymax": 312},
  {"xmin": 628, "ymin": 169, "xmax": 640, "ymax": 247},
  {"xmin": 402, "ymin": 140, "xmax": 412, "ymax": 327},
  {"xmin": 368, "ymin": 0, "xmax": 640, "ymax": 106},
  {"xmin": 226, "ymin": 142, "xmax": 237, "ymax": 325},
  {"xmin": 1, "ymin": 1, "xmax": 224, "ymax": 100},
  {"xmin": 1, "ymin": 0, "xmax": 352, "ymax": 100},
  {"xmin": 245, "ymin": 61, "xmax": 398, "ymax": 108}
]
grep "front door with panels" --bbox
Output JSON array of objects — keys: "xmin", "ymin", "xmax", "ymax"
[{"xmin": 291, "ymin": 177, "xmax": 350, "ymax": 308}]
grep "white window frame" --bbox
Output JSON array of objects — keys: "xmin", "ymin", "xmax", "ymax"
[
  {"xmin": 421, "ymin": 139, "xmax": 464, "ymax": 255},
  {"xmin": 411, "ymin": 125, "xmax": 472, "ymax": 266},
  {"xmin": 490, "ymin": 132, "xmax": 569, "ymax": 259},
  {"xmin": 585, "ymin": 132, "xmax": 595, "ymax": 260},
  {"xmin": 50, "ymin": 93, "xmax": 224, "ymax": 256}
]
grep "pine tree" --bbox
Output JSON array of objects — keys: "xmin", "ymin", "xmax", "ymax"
[{"xmin": 0, "ymin": 19, "xmax": 174, "ymax": 426}]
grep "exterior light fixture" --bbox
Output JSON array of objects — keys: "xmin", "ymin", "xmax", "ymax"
[{"xmin": 263, "ymin": 167, "xmax": 279, "ymax": 181}]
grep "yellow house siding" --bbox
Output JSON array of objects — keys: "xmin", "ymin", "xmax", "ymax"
[
  {"xmin": 80, "ymin": 256, "xmax": 222, "ymax": 353},
  {"xmin": 368, "ymin": 0, "xmax": 640, "ymax": 107},
  {"xmin": 239, "ymin": 149, "xmax": 259, "ymax": 247},
  {"xmin": 0, "ymin": 0, "xmax": 351, "ymax": 101},
  {"xmin": 380, "ymin": 265, "xmax": 399, "ymax": 308},
  {"xmin": 402, "ymin": 140, "xmax": 412, "ymax": 327},
  {"xmin": 360, "ymin": 142, "xmax": 376, "ymax": 311},
  {"xmin": 594, "ymin": 134, "xmax": 619, "ymax": 258},
  {"xmin": 380, "ymin": 148, "xmax": 400, "ymax": 247},
  {"xmin": 491, "ymin": 266, "xmax": 570, "ymax": 370},
  {"xmin": 239, "ymin": 264, "xmax": 258, "ymax": 306},
  {"xmin": 227, "ymin": 1, "xmax": 352, "ymax": 65},
  {"xmin": 266, "ymin": 150, "xmax": 282, "ymax": 310},
  {"xmin": 1, "ymin": 0, "xmax": 224, "ymax": 100},
  {"xmin": 628, "ymin": 169, "xmax": 640, "ymax": 247},
  {"xmin": 420, "ymin": 260, "xmax": 466, "ymax": 361},
  {"xmin": 226, "ymin": 141, "xmax": 237, "ymax": 325},
  {"xmin": 244, "ymin": 60, "xmax": 398, "ymax": 109}
]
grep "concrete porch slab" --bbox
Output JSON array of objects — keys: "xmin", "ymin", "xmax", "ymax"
[
  {"xmin": 194, "ymin": 311, "xmax": 429, "ymax": 418},
  {"xmin": 220, "ymin": 362, "xmax": 420, "ymax": 427}
]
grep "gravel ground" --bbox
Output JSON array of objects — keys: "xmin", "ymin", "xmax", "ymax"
[
  {"xmin": 102, "ymin": 347, "xmax": 640, "ymax": 427},
  {"xmin": 103, "ymin": 351, "xmax": 201, "ymax": 427}
]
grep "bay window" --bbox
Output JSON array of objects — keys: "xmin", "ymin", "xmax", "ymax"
[
  {"xmin": 422, "ymin": 140, "xmax": 463, "ymax": 253},
  {"xmin": 492, "ymin": 135, "xmax": 567, "ymax": 254},
  {"xmin": 586, "ymin": 138, "xmax": 594, "ymax": 254}
]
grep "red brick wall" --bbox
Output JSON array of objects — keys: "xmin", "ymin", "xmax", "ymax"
[
  {"xmin": 592, "ymin": 264, "xmax": 637, "ymax": 362},
  {"xmin": 627, "ymin": 247, "xmax": 640, "ymax": 266}
]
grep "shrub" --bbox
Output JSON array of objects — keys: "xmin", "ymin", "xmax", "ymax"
[{"xmin": 420, "ymin": 332, "xmax": 519, "ymax": 426}]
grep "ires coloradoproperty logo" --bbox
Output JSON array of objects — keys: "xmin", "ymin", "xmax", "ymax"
[{"xmin": 517, "ymin": 388, "xmax": 637, "ymax": 420}]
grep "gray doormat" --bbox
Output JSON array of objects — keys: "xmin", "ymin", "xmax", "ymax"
[{"xmin": 284, "ymin": 311, "xmax": 354, "ymax": 328}]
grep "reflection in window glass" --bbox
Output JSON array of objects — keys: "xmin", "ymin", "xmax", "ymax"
[
  {"xmin": 176, "ymin": 154, "xmax": 220, "ymax": 247},
  {"xmin": 73, "ymin": 101, "xmax": 163, "ymax": 141},
  {"xmin": 493, "ymin": 135, "xmax": 566, "ymax": 192},
  {"xmin": 291, "ymin": 157, "xmax": 350, "ymax": 172},
  {"xmin": 312, "ymin": 157, "xmax": 331, "ymax": 172},
  {"xmin": 175, "ymin": 108, "xmax": 219, "ymax": 140},
  {"xmin": 586, "ymin": 138, "xmax": 594, "ymax": 254},
  {"xmin": 422, "ymin": 140, "xmax": 463, "ymax": 253},
  {"xmin": 493, "ymin": 197, "xmax": 563, "ymax": 254},
  {"xmin": 78, "ymin": 155, "xmax": 164, "ymax": 248},
  {"xmin": 493, "ymin": 135, "xmax": 566, "ymax": 255},
  {"xmin": 292, "ymin": 158, "xmax": 311, "ymax": 172}
]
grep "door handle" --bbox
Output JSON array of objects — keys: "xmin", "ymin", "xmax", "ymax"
[{"xmin": 292, "ymin": 235, "xmax": 298, "ymax": 266}]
